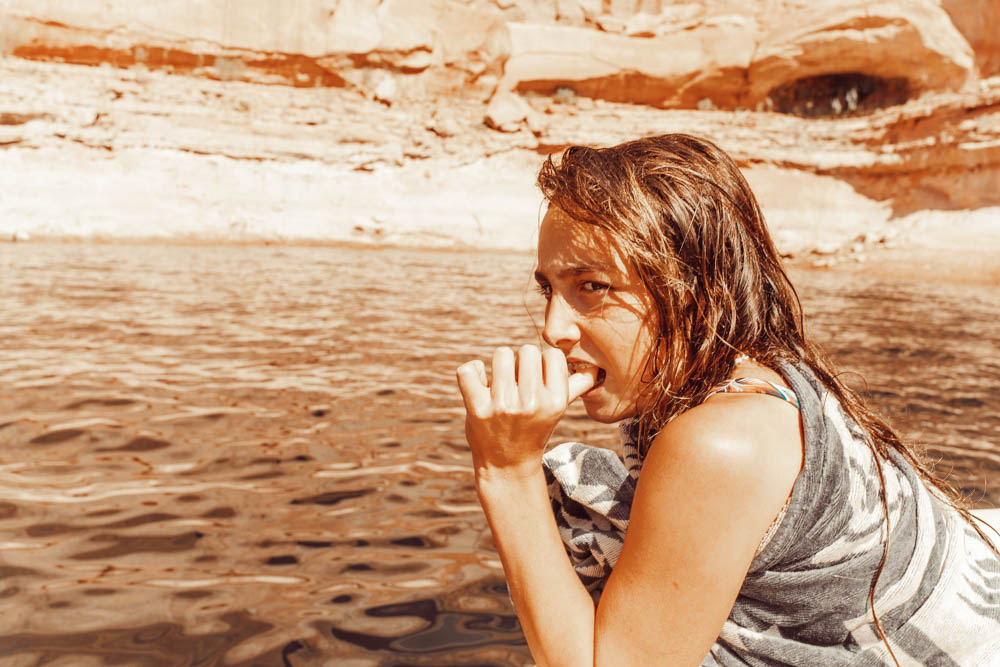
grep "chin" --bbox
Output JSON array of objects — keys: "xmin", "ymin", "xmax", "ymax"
[
  {"xmin": 581, "ymin": 395, "xmax": 638, "ymax": 424},
  {"xmin": 583, "ymin": 409, "xmax": 620, "ymax": 424}
]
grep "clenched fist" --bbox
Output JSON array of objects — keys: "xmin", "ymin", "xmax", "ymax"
[{"xmin": 456, "ymin": 345, "xmax": 597, "ymax": 476}]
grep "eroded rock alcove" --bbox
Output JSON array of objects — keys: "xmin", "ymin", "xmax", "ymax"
[
  {"xmin": 0, "ymin": 0, "xmax": 998, "ymax": 264},
  {"xmin": 767, "ymin": 73, "xmax": 912, "ymax": 118}
]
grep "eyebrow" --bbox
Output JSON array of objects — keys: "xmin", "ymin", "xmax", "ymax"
[{"xmin": 534, "ymin": 265, "xmax": 610, "ymax": 282}]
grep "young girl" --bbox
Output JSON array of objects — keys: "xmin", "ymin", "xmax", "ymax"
[{"xmin": 456, "ymin": 134, "xmax": 1000, "ymax": 666}]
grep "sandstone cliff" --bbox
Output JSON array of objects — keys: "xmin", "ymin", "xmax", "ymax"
[
  {"xmin": 3, "ymin": 1, "xmax": 993, "ymax": 104},
  {"xmin": 1, "ymin": 0, "xmax": 998, "ymax": 274}
]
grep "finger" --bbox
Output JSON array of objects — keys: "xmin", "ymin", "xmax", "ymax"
[
  {"xmin": 542, "ymin": 347, "xmax": 568, "ymax": 405},
  {"xmin": 517, "ymin": 345, "xmax": 542, "ymax": 406},
  {"xmin": 456, "ymin": 361, "xmax": 490, "ymax": 413},
  {"xmin": 491, "ymin": 347, "xmax": 516, "ymax": 406},
  {"xmin": 472, "ymin": 359, "xmax": 488, "ymax": 386},
  {"xmin": 568, "ymin": 367, "xmax": 598, "ymax": 403}
]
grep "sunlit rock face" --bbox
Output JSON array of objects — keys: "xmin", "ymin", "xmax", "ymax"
[
  {"xmin": 0, "ymin": 0, "xmax": 997, "ymax": 249},
  {"xmin": 941, "ymin": 0, "xmax": 1000, "ymax": 77},
  {"xmin": 501, "ymin": 1, "xmax": 976, "ymax": 114},
  {"xmin": 0, "ymin": 0, "xmax": 985, "ymax": 111},
  {"xmin": 0, "ymin": 0, "xmax": 510, "ymax": 98},
  {"xmin": 746, "ymin": 2, "xmax": 975, "ymax": 113},
  {"xmin": 502, "ymin": 20, "xmax": 757, "ymax": 109}
]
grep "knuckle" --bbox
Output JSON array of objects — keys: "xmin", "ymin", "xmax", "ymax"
[
  {"xmin": 539, "ymin": 396, "xmax": 560, "ymax": 412},
  {"xmin": 543, "ymin": 348, "xmax": 566, "ymax": 366}
]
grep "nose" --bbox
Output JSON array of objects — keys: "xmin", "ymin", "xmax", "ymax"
[{"xmin": 542, "ymin": 294, "xmax": 580, "ymax": 352}]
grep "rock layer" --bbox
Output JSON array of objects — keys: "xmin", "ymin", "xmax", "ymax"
[
  {"xmin": 0, "ymin": 0, "xmax": 986, "ymax": 108},
  {"xmin": 1, "ymin": 0, "xmax": 508, "ymax": 98},
  {"xmin": 0, "ymin": 0, "xmax": 998, "ymax": 267},
  {"xmin": 503, "ymin": 1, "xmax": 976, "ymax": 111},
  {"xmin": 745, "ymin": 2, "xmax": 975, "ymax": 108},
  {"xmin": 504, "ymin": 21, "xmax": 756, "ymax": 108},
  {"xmin": 941, "ymin": 0, "xmax": 1000, "ymax": 77}
]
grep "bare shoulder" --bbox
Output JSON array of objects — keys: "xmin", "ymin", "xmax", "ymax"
[
  {"xmin": 594, "ymin": 389, "xmax": 805, "ymax": 662},
  {"xmin": 642, "ymin": 391, "xmax": 804, "ymax": 513},
  {"xmin": 661, "ymin": 389, "xmax": 802, "ymax": 468},
  {"xmin": 626, "ymin": 390, "xmax": 805, "ymax": 571},
  {"xmin": 610, "ymin": 390, "xmax": 804, "ymax": 600}
]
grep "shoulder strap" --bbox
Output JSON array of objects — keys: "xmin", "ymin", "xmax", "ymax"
[{"xmin": 705, "ymin": 377, "xmax": 800, "ymax": 409}]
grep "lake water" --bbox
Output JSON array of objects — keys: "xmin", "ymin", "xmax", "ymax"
[{"xmin": 1, "ymin": 242, "xmax": 998, "ymax": 666}]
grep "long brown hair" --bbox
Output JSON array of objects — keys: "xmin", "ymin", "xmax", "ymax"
[{"xmin": 536, "ymin": 133, "xmax": 996, "ymax": 662}]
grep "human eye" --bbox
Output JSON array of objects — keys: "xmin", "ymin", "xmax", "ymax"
[
  {"xmin": 534, "ymin": 281, "xmax": 552, "ymax": 300},
  {"xmin": 580, "ymin": 280, "xmax": 611, "ymax": 294}
]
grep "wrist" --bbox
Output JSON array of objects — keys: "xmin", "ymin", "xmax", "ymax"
[{"xmin": 474, "ymin": 459, "xmax": 546, "ymax": 498}]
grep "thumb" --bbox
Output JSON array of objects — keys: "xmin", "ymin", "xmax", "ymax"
[
  {"xmin": 473, "ymin": 359, "xmax": 488, "ymax": 386},
  {"xmin": 567, "ymin": 367, "xmax": 598, "ymax": 403},
  {"xmin": 457, "ymin": 360, "xmax": 491, "ymax": 412}
]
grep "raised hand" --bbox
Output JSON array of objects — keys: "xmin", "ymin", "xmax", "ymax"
[{"xmin": 456, "ymin": 345, "xmax": 597, "ymax": 476}]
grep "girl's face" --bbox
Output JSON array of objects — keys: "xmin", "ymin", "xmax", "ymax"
[{"xmin": 534, "ymin": 207, "xmax": 659, "ymax": 423}]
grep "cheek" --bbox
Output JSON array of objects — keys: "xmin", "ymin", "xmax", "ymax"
[
  {"xmin": 624, "ymin": 321, "xmax": 660, "ymax": 384},
  {"xmin": 605, "ymin": 322, "xmax": 657, "ymax": 374}
]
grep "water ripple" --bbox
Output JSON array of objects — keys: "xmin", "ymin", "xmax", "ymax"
[{"xmin": 0, "ymin": 243, "xmax": 997, "ymax": 664}]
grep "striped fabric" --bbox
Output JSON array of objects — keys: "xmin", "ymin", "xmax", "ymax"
[
  {"xmin": 704, "ymin": 376, "xmax": 801, "ymax": 409},
  {"xmin": 541, "ymin": 363, "xmax": 1000, "ymax": 665}
]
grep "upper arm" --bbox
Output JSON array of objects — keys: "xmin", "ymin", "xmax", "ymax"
[{"xmin": 594, "ymin": 397, "xmax": 803, "ymax": 666}]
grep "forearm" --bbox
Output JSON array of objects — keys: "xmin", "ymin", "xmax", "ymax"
[{"xmin": 476, "ymin": 465, "xmax": 596, "ymax": 667}]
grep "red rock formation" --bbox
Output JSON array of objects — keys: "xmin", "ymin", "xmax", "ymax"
[
  {"xmin": 1, "ymin": 0, "xmax": 508, "ymax": 97},
  {"xmin": 1, "ymin": 0, "xmax": 984, "ymax": 107},
  {"xmin": 0, "ymin": 0, "xmax": 991, "ymax": 122},
  {"xmin": 746, "ymin": 2, "xmax": 975, "ymax": 109},
  {"xmin": 500, "ymin": 2, "xmax": 977, "ymax": 112},
  {"xmin": 503, "ymin": 21, "xmax": 755, "ymax": 108},
  {"xmin": 941, "ymin": 0, "xmax": 1000, "ymax": 77},
  {"xmin": 1, "ymin": 0, "xmax": 998, "ymax": 258}
]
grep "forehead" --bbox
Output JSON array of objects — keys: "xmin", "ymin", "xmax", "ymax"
[{"xmin": 536, "ymin": 206, "xmax": 626, "ymax": 276}]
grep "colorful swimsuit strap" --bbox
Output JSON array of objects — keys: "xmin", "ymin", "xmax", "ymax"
[{"xmin": 705, "ymin": 377, "xmax": 801, "ymax": 410}]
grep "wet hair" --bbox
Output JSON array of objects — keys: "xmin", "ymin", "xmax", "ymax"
[{"xmin": 537, "ymin": 133, "xmax": 997, "ymax": 663}]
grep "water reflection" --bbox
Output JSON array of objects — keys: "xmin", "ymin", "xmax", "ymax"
[
  {"xmin": 325, "ymin": 580, "xmax": 524, "ymax": 656},
  {"xmin": 0, "ymin": 242, "xmax": 998, "ymax": 664}
]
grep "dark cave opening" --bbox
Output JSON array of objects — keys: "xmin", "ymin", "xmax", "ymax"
[{"xmin": 767, "ymin": 72, "xmax": 912, "ymax": 117}]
